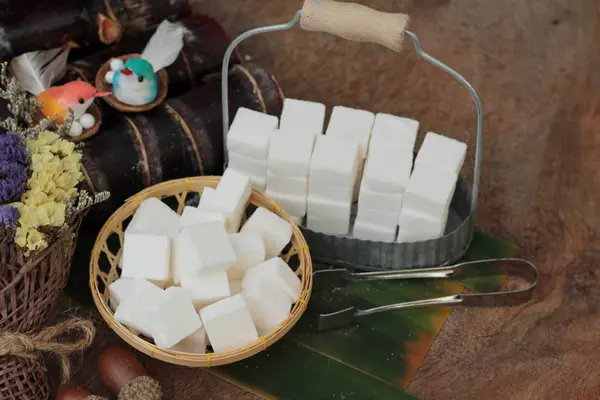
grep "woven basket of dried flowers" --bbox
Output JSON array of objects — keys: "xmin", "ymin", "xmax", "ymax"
[{"xmin": 0, "ymin": 215, "xmax": 83, "ymax": 333}]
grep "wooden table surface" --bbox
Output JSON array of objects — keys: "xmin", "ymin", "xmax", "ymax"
[{"xmin": 73, "ymin": 0, "xmax": 600, "ymax": 399}]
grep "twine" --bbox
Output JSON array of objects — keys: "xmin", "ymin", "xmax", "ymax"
[
  {"xmin": 0, "ymin": 317, "xmax": 95, "ymax": 384},
  {"xmin": 118, "ymin": 375, "xmax": 162, "ymax": 400}
]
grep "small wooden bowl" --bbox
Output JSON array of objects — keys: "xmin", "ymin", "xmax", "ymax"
[
  {"xmin": 69, "ymin": 102, "xmax": 102, "ymax": 143},
  {"xmin": 90, "ymin": 176, "xmax": 313, "ymax": 367},
  {"xmin": 95, "ymin": 53, "xmax": 168, "ymax": 113}
]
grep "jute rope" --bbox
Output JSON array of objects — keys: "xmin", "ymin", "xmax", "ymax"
[
  {"xmin": 0, "ymin": 317, "xmax": 95, "ymax": 384},
  {"xmin": 119, "ymin": 376, "xmax": 162, "ymax": 400}
]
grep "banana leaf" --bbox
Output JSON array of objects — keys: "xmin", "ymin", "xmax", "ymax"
[{"xmin": 214, "ymin": 232, "xmax": 517, "ymax": 399}]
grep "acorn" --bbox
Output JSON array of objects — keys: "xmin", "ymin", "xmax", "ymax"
[
  {"xmin": 55, "ymin": 384, "xmax": 106, "ymax": 400},
  {"xmin": 98, "ymin": 345, "xmax": 163, "ymax": 400}
]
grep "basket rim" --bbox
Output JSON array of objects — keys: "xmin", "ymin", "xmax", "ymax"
[
  {"xmin": 89, "ymin": 176, "xmax": 313, "ymax": 367},
  {"xmin": 94, "ymin": 53, "xmax": 169, "ymax": 113}
]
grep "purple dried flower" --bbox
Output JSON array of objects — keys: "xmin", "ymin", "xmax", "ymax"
[
  {"xmin": 0, "ymin": 205, "xmax": 19, "ymax": 230},
  {"xmin": 0, "ymin": 161, "xmax": 28, "ymax": 203},
  {"xmin": 0, "ymin": 133, "xmax": 28, "ymax": 164}
]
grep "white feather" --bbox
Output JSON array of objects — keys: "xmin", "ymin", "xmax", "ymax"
[
  {"xmin": 10, "ymin": 48, "xmax": 69, "ymax": 95},
  {"xmin": 141, "ymin": 20, "xmax": 184, "ymax": 72}
]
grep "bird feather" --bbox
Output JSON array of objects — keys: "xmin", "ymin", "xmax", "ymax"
[
  {"xmin": 141, "ymin": 20, "xmax": 185, "ymax": 73},
  {"xmin": 10, "ymin": 48, "xmax": 70, "ymax": 95}
]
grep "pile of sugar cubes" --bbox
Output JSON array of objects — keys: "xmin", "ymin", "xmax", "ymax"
[
  {"xmin": 224, "ymin": 100, "xmax": 467, "ymax": 244},
  {"xmin": 110, "ymin": 168, "xmax": 302, "ymax": 354}
]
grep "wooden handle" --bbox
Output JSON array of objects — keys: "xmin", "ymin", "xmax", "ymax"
[{"xmin": 300, "ymin": 0, "xmax": 410, "ymax": 52}]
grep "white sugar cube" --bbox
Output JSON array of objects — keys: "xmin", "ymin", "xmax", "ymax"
[
  {"xmin": 121, "ymin": 233, "xmax": 170, "ymax": 286},
  {"xmin": 227, "ymin": 168, "xmax": 266, "ymax": 192},
  {"xmin": 266, "ymin": 172, "xmax": 308, "ymax": 197},
  {"xmin": 126, "ymin": 197, "xmax": 180, "ymax": 238},
  {"xmin": 352, "ymin": 220, "xmax": 397, "ymax": 243},
  {"xmin": 181, "ymin": 221, "xmax": 237, "ymax": 274},
  {"xmin": 358, "ymin": 182, "xmax": 403, "ymax": 214},
  {"xmin": 290, "ymin": 216, "xmax": 303, "ymax": 225},
  {"xmin": 109, "ymin": 278, "xmax": 133, "ymax": 311},
  {"xmin": 307, "ymin": 196, "xmax": 351, "ymax": 221},
  {"xmin": 227, "ymin": 108, "xmax": 277, "ymax": 159},
  {"xmin": 216, "ymin": 169, "xmax": 252, "ymax": 231},
  {"xmin": 170, "ymin": 328, "xmax": 206, "ymax": 354},
  {"xmin": 397, "ymin": 227, "xmax": 442, "ymax": 243},
  {"xmin": 308, "ymin": 180, "xmax": 352, "ymax": 203},
  {"xmin": 279, "ymin": 98, "xmax": 326, "ymax": 138},
  {"xmin": 266, "ymin": 189, "xmax": 307, "ymax": 218},
  {"xmin": 114, "ymin": 279, "xmax": 164, "ymax": 338},
  {"xmin": 356, "ymin": 208, "xmax": 399, "ymax": 230},
  {"xmin": 228, "ymin": 152, "xmax": 267, "ymax": 178},
  {"xmin": 242, "ymin": 257, "xmax": 301, "ymax": 303},
  {"xmin": 181, "ymin": 271, "xmax": 230, "ymax": 310},
  {"xmin": 179, "ymin": 206, "xmax": 226, "ymax": 230},
  {"xmin": 415, "ymin": 132, "xmax": 467, "ymax": 175},
  {"xmin": 369, "ymin": 114, "xmax": 419, "ymax": 154},
  {"xmin": 227, "ymin": 232, "xmax": 266, "ymax": 280},
  {"xmin": 152, "ymin": 287, "xmax": 203, "ymax": 349},
  {"xmin": 171, "ymin": 230, "xmax": 199, "ymax": 285},
  {"xmin": 267, "ymin": 130, "xmax": 314, "ymax": 178},
  {"xmin": 362, "ymin": 148, "xmax": 413, "ymax": 194},
  {"xmin": 200, "ymin": 294, "xmax": 259, "ymax": 353},
  {"xmin": 243, "ymin": 280, "xmax": 292, "ymax": 336},
  {"xmin": 306, "ymin": 215, "xmax": 350, "ymax": 235},
  {"xmin": 198, "ymin": 187, "xmax": 219, "ymax": 212},
  {"xmin": 309, "ymin": 135, "xmax": 360, "ymax": 186},
  {"xmin": 229, "ymin": 280, "xmax": 242, "ymax": 295},
  {"xmin": 398, "ymin": 206, "xmax": 447, "ymax": 239},
  {"xmin": 326, "ymin": 106, "xmax": 375, "ymax": 159},
  {"xmin": 403, "ymin": 167, "xmax": 457, "ymax": 219},
  {"xmin": 240, "ymin": 207, "xmax": 292, "ymax": 258}
]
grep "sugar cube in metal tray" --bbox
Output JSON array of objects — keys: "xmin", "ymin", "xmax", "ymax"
[
  {"xmin": 398, "ymin": 206, "xmax": 448, "ymax": 238},
  {"xmin": 309, "ymin": 135, "xmax": 360, "ymax": 186},
  {"xmin": 227, "ymin": 107, "xmax": 278, "ymax": 159},
  {"xmin": 353, "ymin": 220, "xmax": 397, "ymax": 243},
  {"xmin": 184, "ymin": 221, "xmax": 237, "ymax": 274},
  {"xmin": 228, "ymin": 152, "xmax": 267, "ymax": 178},
  {"xmin": 216, "ymin": 169, "xmax": 252, "ymax": 231},
  {"xmin": 240, "ymin": 207, "xmax": 292, "ymax": 259},
  {"xmin": 308, "ymin": 180, "xmax": 353, "ymax": 203},
  {"xmin": 200, "ymin": 294, "xmax": 259, "ymax": 353},
  {"xmin": 152, "ymin": 287, "xmax": 203, "ymax": 349},
  {"xmin": 326, "ymin": 106, "xmax": 375, "ymax": 159},
  {"xmin": 307, "ymin": 196, "xmax": 351, "ymax": 221},
  {"xmin": 415, "ymin": 132, "xmax": 467, "ymax": 175},
  {"xmin": 227, "ymin": 232, "xmax": 266, "ymax": 280},
  {"xmin": 362, "ymin": 148, "xmax": 413, "ymax": 194},
  {"xmin": 181, "ymin": 271, "xmax": 231, "ymax": 309},
  {"xmin": 108, "ymin": 278, "xmax": 133, "ymax": 311},
  {"xmin": 267, "ymin": 172, "xmax": 308, "ymax": 197},
  {"xmin": 356, "ymin": 207, "xmax": 399, "ymax": 230},
  {"xmin": 179, "ymin": 206, "xmax": 226, "ymax": 230},
  {"xmin": 369, "ymin": 113, "xmax": 419, "ymax": 154},
  {"xmin": 403, "ymin": 167, "xmax": 458, "ymax": 219},
  {"xmin": 114, "ymin": 279, "xmax": 164, "ymax": 338},
  {"xmin": 358, "ymin": 182, "xmax": 403, "ymax": 214},
  {"xmin": 268, "ymin": 130, "xmax": 315, "ymax": 178},
  {"xmin": 242, "ymin": 257, "xmax": 301, "ymax": 303},
  {"xmin": 126, "ymin": 197, "xmax": 180, "ymax": 238},
  {"xmin": 306, "ymin": 215, "xmax": 350, "ymax": 236},
  {"xmin": 397, "ymin": 227, "xmax": 441, "ymax": 243},
  {"xmin": 170, "ymin": 327, "xmax": 207, "ymax": 354},
  {"xmin": 121, "ymin": 233, "xmax": 171, "ymax": 286},
  {"xmin": 243, "ymin": 280, "xmax": 292, "ymax": 336},
  {"xmin": 266, "ymin": 189, "xmax": 307, "ymax": 218},
  {"xmin": 279, "ymin": 98, "xmax": 326, "ymax": 138}
]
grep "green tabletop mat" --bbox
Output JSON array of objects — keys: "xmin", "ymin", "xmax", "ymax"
[{"xmin": 213, "ymin": 232, "xmax": 517, "ymax": 399}]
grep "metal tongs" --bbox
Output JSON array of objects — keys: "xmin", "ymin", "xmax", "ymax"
[{"xmin": 313, "ymin": 258, "xmax": 539, "ymax": 331}]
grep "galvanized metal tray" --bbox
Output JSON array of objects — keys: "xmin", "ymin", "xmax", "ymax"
[{"xmin": 221, "ymin": 0, "xmax": 483, "ymax": 270}]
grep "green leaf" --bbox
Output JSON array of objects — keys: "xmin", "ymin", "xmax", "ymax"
[{"xmin": 216, "ymin": 231, "xmax": 517, "ymax": 399}]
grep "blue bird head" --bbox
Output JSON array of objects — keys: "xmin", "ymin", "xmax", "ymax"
[{"xmin": 113, "ymin": 58, "xmax": 159, "ymax": 105}]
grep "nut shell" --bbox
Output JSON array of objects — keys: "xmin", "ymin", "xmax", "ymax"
[
  {"xmin": 55, "ymin": 384, "xmax": 93, "ymax": 400},
  {"xmin": 98, "ymin": 345, "xmax": 148, "ymax": 395}
]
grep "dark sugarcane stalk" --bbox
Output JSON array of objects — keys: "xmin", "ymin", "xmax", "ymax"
[
  {"xmin": 67, "ymin": 63, "xmax": 284, "ymax": 302},
  {"xmin": 0, "ymin": 0, "xmax": 192, "ymax": 61}
]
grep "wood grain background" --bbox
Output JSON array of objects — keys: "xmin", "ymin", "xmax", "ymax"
[{"xmin": 73, "ymin": 0, "xmax": 600, "ymax": 398}]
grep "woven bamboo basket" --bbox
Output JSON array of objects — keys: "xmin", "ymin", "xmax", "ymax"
[
  {"xmin": 90, "ymin": 176, "xmax": 312, "ymax": 367},
  {"xmin": 0, "ymin": 216, "xmax": 83, "ymax": 333}
]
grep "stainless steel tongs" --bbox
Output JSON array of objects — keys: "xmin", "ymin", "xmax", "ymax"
[{"xmin": 313, "ymin": 258, "xmax": 539, "ymax": 331}]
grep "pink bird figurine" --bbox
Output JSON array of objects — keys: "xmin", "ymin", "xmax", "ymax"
[{"xmin": 36, "ymin": 81, "xmax": 110, "ymax": 124}]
